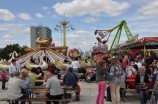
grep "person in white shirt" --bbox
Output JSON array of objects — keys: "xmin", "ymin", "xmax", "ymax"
[
  {"xmin": 9, "ymin": 59, "xmax": 20, "ymax": 77},
  {"xmin": 7, "ymin": 72, "xmax": 26, "ymax": 104},
  {"xmin": 135, "ymin": 58, "xmax": 142, "ymax": 68},
  {"xmin": 71, "ymin": 57, "xmax": 80, "ymax": 77}
]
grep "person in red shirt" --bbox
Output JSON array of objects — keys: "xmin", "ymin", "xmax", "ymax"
[
  {"xmin": 122, "ymin": 55, "xmax": 129, "ymax": 71},
  {"xmin": 1, "ymin": 69, "xmax": 7, "ymax": 90}
]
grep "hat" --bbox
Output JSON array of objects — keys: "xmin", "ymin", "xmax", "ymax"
[{"xmin": 46, "ymin": 66, "xmax": 56, "ymax": 74}]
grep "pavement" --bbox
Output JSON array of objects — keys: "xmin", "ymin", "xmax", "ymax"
[{"xmin": 0, "ymin": 81, "xmax": 145, "ymax": 104}]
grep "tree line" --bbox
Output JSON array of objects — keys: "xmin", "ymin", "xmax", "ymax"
[{"xmin": 0, "ymin": 44, "xmax": 28, "ymax": 60}]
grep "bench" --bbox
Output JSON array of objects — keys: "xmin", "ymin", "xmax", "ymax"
[
  {"xmin": 126, "ymin": 89, "xmax": 153, "ymax": 93},
  {"xmin": 31, "ymin": 86, "xmax": 75, "ymax": 94},
  {"xmin": 0, "ymin": 98, "xmax": 73, "ymax": 104},
  {"xmin": 30, "ymin": 86, "xmax": 78, "ymax": 100}
]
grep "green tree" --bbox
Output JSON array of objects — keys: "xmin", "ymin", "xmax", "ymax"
[{"xmin": 0, "ymin": 44, "xmax": 28, "ymax": 60}]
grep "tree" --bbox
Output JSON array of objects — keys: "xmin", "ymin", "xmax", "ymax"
[{"xmin": 0, "ymin": 44, "xmax": 28, "ymax": 60}]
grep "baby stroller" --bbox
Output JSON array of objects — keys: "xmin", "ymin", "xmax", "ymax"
[{"xmin": 85, "ymin": 68, "xmax": 96, "ymax": 83}]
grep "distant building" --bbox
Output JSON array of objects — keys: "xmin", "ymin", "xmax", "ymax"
[{"xmin": 30, "ymin": 26, "xmax": 52, "ymax": 48}]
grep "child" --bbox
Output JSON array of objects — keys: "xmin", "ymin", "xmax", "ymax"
[{"xmin": 1, "ymin": 69, "xmax": 7, "ymax": 90}]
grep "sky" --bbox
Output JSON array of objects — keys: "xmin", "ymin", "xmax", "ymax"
[{"xmin": 0, "ymin": 0, "xmax": 158, "ymax": 52}]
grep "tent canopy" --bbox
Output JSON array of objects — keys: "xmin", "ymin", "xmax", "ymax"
[{"xmin": 114, "ymin": 37, "xmax": 158, "ymax": 49}]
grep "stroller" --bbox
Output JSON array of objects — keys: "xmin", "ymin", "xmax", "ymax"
[{"xmin": 85, "ymin": 68, "xmax": 96, "ymax": 83}]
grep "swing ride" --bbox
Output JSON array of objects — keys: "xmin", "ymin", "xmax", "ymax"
[{"xmin": 95, "ymin": 20, "xmax": 138, "ymax": 50}]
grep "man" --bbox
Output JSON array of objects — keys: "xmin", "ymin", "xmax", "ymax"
[
  {"xmin": 135, "ymin": 58, "xmax": 142, "ymax": 68},
  {"xmin": 71, "ymin": 57, "xmax": 80, "ymax": 77},
  {"xmin": 20, "ymin": 68, "xmax": 32, "ymax": 104},
  {"xmin": 28, "ymin": 67, "xmax": 37, "ymax": 86},
  {"xmin": 63, "ymin": 67, "xmax": 80, "ymax": 101},
  {"xmin": 9, "ymin": 59, "xmax": 20, "ymax": 77},
  {"xmin": 63, "ymin": 67, "xmax": 78, "ymax": 88},
  {"xmin": 45, "ymin": 66, "xmax": 62, "ymax": 104},
  {"xmin": 7, "ymin": 72, "xmax": 26, "ymax": 104}
]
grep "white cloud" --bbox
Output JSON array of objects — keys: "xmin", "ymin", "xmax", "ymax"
[
  {"xmin": 67, "ymin": 31, "xmax": 97, "ymax": 51},
  {"xmin": 42, "ymin": 6, "xmax": 48, "ymax": 10},
  {"xmin": 83, "ymin": 17, "xmax": 98, "ymax": 23},
  {"xmin": 17, "ymin": 13, "xmax": 32, "ymax": 20},
  {"xmin": 53, "ymin": 0, "xmax": 130, "ymax": 17},
  {"xmin": 53, "ymin": 30, "xmax": 97, "ymax": 51},
  {"xmin": 42, "ymin": 6, "xmax": 52, "ymax": 14},
  {"xmin": 139, "ymin": 0, "xmax": 158, "ymax": 16},
  {"xmin": 0, "ymin": 23, "xmax": 30, "ymax": 35},
  {"xmin": 53, "ymin": 14, "xmax": 58, "ymax": 19},
  {"xmin": 0, "ymin": 23, "xmax": 30, "ymax": 48},
  {"xmin": 3, "ymin": 35, "xmax": 14, "ymax": 38},
  {"xmin": 0, "ymin": 38, "xmax": 17, "ymax": 48},
  {"xmin": 67, "ymin": 30, "xmax": 92, "ymax": 38},
  {"xmin": 35, "ymin": 13, "xmax": 44, "ymax": 18},
  {"xmin": 0, "ymin": 9, "xmax": 15, "ymax": 21}
]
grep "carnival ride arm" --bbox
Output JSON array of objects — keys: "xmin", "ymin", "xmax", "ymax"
[{"xmin": 95, "ymin": 20, "xmax": 134, "ymax": 50}]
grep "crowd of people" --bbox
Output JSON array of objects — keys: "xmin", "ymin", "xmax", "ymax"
[
  {"xmin": 0, "ymin": 58, "xmax": 80, "ymax": 104},
  {"xmin": 95, "ymin": 52, "xmax": 158, "ymax": 104},
  {"xmin": 1, "ymin": 51, "xmax": 158, "ymax": 104}
]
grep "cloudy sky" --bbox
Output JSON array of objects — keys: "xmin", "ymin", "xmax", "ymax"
[{"xmin": 0, "ymin": 0, "xmax": 158, "ymax": 51}]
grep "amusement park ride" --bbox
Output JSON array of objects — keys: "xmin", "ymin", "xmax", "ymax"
[
  {"xmin": 95, "ymin": 20, "xmax": 138, "ymax": 50},
  {"xmin": 0, "ymin": 17, "xmax": 96, "ymax": 71},
  {"xmin": 94, "ymin": 20, "xmax": 158, "ymax": 59},
  {"xmin": 1, "ymin": 19, "xmax": 157, "ymax": 71}
]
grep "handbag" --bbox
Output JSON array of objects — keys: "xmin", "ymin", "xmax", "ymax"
[{"xmin": 136, "ymin": 84, "xmax": 148, "ymax": 91}]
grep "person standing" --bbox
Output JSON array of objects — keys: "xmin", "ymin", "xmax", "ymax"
[
  {"xmin": 71, "ymin": 57, "xmax": 80, "ymax": 77},
  {"xmin": 122, "ymin": 55, "xmax": 129, "ymax": 71},
  {"xmin": 96, "ymin": 59, "xmax": 108, "ymax": 104},
  {"xmin": 9, "ymin": 59, "xmax": 20, "ymax": 77},
  {"xmin": 109, "ymin": 58, "xmax": 122, "ymax": 104},
  {"xmin": 150, "ymin": 71, "xmax": 158, "ymax": 104},
  {"xmin": 1, "ymin": 69, "xmax": 7, "ymax": 90}
]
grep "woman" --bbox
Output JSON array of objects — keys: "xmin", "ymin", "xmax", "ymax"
[
  {"xmin": 35, "ymin": 67, "xmax": 44, "ymax": 86},
  {"xmin": 135, "ymin": 66, "xmax": 149, "ymax": 104},
  {"xmin": 109, "ymin": 58, "xmax": 122, "ymax": 104},
  {"xmin": 96, "ymin": 59, "xmax": 108, "ymax": 104},
  {"xmin": 122, "ymin": 55, "xmax": 129, "ymax": 71},
  {"xmin": 36, "ymin": 67, "xmax": 44, "ymax": 79}
]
